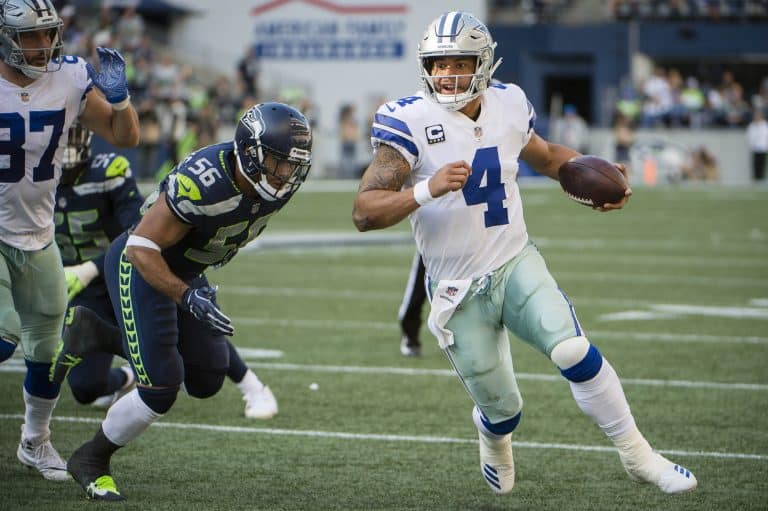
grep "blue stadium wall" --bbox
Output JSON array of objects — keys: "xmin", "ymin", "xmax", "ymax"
[{"xmin": 489, "ymin": 21, "xmax": 768, "ymax": 127}]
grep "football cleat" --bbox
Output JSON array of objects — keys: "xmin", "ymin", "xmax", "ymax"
[
  {"xmin": 399, "ymin": 335, "xmax": 422, "ymax": 357},
  {"xmin": 244, "ymin": 385, "xmax": 278, "ymax": 419},
  {"xmin": 621, "ymin": 451, "xmax": 698, "ymax": 494},
  {"xmin": 84, "ymin": 475, "xmax": 124, "ymax": 501},
  {"xmin": 68, "ymin": 441, "xmax": 125, "ymax": 501},
  {"xmin": 91, "ymin": 366, "xmax": 136, "ymax": 409},
  {"xmin": 50, "ymin": 306, "xmax": 122, "ymax": 384},
  {"xmin": 478, "ymin": 431, "xmax": 515, "ymax": 494},
  {"xmin": 17, "ymin": 432, "xmax": 70, "ymax": 481}
]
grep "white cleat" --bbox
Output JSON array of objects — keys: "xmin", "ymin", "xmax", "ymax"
[
  {"xmin": 91, "ymin": 366, "xmax": 136, "ymax": 409},
  {"xmin": 17, "ymin": 433, "xmax": 70, "ymax": 481},
  {"xmin": 478, "ymin": 431, "xmax": 515, "ymax": 494},
  {"xmin": 621, "ymin": 451, "xmax": 697, "ymax": 494},
  {"xmin": 243, "ymin": 385, "xmax": 278, "ymax": 419}
]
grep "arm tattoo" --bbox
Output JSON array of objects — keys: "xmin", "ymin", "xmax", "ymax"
[{"xmin": 358, "ymin": 144, "xmax": 410, "ymax": 193}]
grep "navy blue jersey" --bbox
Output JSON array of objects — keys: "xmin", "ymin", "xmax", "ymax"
[
  {"xmin": 54, "ymin": 152, "xmax": 144, "ymax": 281},
  {"xmin": 144, "ymin": 142, "xmax": 290, "ymax": 280}
]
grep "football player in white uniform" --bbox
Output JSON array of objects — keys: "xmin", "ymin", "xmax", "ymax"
[
  {"xmin": 0, "ymin": 0, "xmax": 139, "ymax": 481},
  {"xmin": 353, "ymin": 11, "xmax": 696, "ymax": 496}
]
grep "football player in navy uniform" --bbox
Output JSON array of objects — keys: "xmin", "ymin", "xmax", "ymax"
[
  {"xmin": 354, "ymin": 11, "xmax": 695, "ymax": 496},
  {"xmin": 55, "ymin": 123, "xmax": 280, "ymax": 418},
  {"xmin": 0, "ymin": 0, "xmax": 139, "ymax": 481},
  {"xmin": 54, "ymin": 121, "xmax": 143, "ymax": 409},
  {"xmin": 50, "ymin": 102, "xmax": 312, "ymax": 501}
]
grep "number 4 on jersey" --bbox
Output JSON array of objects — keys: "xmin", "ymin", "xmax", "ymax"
[{"xmin": 462, "ymin": 147, "xmax": 509, "ymax": 227}]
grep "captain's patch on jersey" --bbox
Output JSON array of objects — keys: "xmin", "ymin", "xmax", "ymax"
[{"xmin": 425, "ymin": 124, "xmax": 445, "ymax": 144}]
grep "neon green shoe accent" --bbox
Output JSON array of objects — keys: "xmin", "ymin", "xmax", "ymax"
[
  {"xmin": 85, "ymin": 475, "xmax": 123, "ymax": 500},
  {"xmin": 64, "ymin": 307, "xmax": 76, "ymax": 326}
]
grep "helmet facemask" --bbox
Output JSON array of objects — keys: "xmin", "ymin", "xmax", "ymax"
[
  {"xmin": 237, "ymin": 143, "xmax": 311, "ymax": 201},
  {"xmin": 0, "ymin": 0, "xmax": 63, "ymax": 79},
  {"xmin": 234, "ymin": 103, "xmax": 313, "ymax": 202},
  {"xmin": 61, "ymin": 122, "xmax": 92, "ymax": 184},
  {"xmin": 418, "ymin": 12, "xmax": 502, "ymax": 111}
]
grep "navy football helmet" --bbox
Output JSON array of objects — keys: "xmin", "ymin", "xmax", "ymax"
[
  {"xmin": 0, "ymin": 0, "xmax": 63, "ymax": 78},
  {"xmin": 233, "ymin": 102, "xmax": 312, "ymax": 201},
  {"xmin": 61, "ymin": 121, "xmax": 92, "ymax": 184}
]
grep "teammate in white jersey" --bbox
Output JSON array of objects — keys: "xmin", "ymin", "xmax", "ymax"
[
  {"xmin": 0, "ymin": 0, "xmax": 139, "ymax": 482},
  {"xmin": 354, "ymin": 11, "xmax": 696, "ymax": 496}
]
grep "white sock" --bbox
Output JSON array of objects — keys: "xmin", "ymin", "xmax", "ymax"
[
  {"xmin": 567, "ymin": 358, "xmax": 637, "ymax": 440},
  {"xmin": 102, "ymin": 388, "xmax": 163, "ymax": 446},
  {"xmin": 235, "ymin": 369, "xmax": 264, "ymax": 394},
  {"xmin": 22, "ymin": 389, "xmax": 58, "ymax": 444},
  {"xmin": 614, "ymin": 425, "xmax": 656, "ymax": 467}
]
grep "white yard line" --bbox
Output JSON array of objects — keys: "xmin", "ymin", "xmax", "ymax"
[
  {"xmin": 223, "ymin": 286, "xmax": 768, "ymax": 317},
  {"xmin": 0, "ymin": 413, "xmax": 763, "ymax": 461},
  {"xmin": 226, "ymin": 315, "xmax": 768, "ymax": 345},
  {"xmin": 243, "ymin": 362, "xmax": 768, "ymax": 392}
]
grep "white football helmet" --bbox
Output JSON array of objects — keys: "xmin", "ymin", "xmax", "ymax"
[
  {"xmin": 418, "ymin": 11, "xmax": 502, "ymax": 111},
  {"xmin": 0, "ymin": 0, "xmax": 63, "ymax": 78}
]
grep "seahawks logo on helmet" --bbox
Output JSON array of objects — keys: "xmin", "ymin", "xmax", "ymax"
[{"xmin": 241, "ymin": 107, "xmax": 265, "ymax": 139}]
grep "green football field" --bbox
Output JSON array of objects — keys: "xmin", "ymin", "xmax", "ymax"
[{"xmin": 1, "ymin": 183, "xmax": 766, "ymax": 510}]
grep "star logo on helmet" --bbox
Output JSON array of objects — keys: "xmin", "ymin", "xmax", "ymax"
[{"xmin": 242, "ymin": 108, "xmax": 265, "ymax": 139}]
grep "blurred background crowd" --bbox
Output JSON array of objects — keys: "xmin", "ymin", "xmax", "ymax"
[{"xmin": 53, "ymin": 0, "xmax": 768, "ymax": 183}]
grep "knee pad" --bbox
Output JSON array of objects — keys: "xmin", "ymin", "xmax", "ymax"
[
  {"xmin": 138, "ymin": 385, "xmax": 179, "ymax": 414},
  {"xmin": 184, "ymin": 368, "xmax": 226, "ymax": 399},
  {"xmin": 23, "ymin": 360, "xmax": 60, "ymax": 399},
  {"xmin": 0, "ymin": 336, "xmax": 17, "ymax": 362},
  {"xmin": 473, "ymin": 406, "xmax": 522, "ymax": 438},
  {"xmin": 551, "ymin": 336, "xmax": 603, "ymax": 382}
]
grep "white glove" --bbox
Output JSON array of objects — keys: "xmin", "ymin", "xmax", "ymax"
[{"xmin": 64, "ymin": 260, "xmax": 99, "ymax": 300}]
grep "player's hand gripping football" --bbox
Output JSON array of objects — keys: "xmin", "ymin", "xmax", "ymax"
[
  {"xmin": 181, "ymin": 286, "xmax": 235, "ymax": 336},
  {"xmin": 595, "ymin": 163, "xmax": 632, "ymax": 212},
  {"xmin": 86, "ymin": 47, "xmax": 129, "ymax": 105},
  {"xmin": 428, "ymin": 160, "xmax": 473, "ymax": 197}
]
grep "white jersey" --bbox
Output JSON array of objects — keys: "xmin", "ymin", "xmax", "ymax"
[
  {"xmin": 371, "ymin": 85, "xmax": 536, "ymax": 282},
  {"xmin": 0, "ymin": 57, "xmax": 91, "ymax": 250}
]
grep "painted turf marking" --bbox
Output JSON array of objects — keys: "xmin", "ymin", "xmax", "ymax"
[
  {"xmin": 0, "ymin": 414, "xmax": 763, "ymax": 461},
  {"xmin": 600, "ymin": 304, "xmax": 768, "ymax": 321},
  {"xmin": 243, "ymin": 362, "xmax": 768, "ymax": 392},
  {"xmin": 0, "ymin": 356, "xmax": 762, "ymax": 391},
  {"xmin": 226, "ymin": 315, "xmax": 768, "ymax": 345}
]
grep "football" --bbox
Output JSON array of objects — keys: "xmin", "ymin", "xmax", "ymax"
[{"xmin": 558, "ymin": 156, "xmax": 628, "ymax": 207}]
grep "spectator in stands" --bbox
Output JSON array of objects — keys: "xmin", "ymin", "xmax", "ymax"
[
  {"xmin": 681, "ymin": 76, "xmax": 706, "ymax": 128},
  {"xmin": 615, "ymin": 80, "xmax": 642, "ymax": 124},
  {"xmin": 550, "ymin": 104, "xmax": 589, "ymax": 153},
  {"xmin": 115, "ymin": 5, "xmax": 145, "ymax": 52},
  {"xmin": 612, "ymin": 112, "xmax": 635, "ymax": 165},
  {"xmin": 338, "ymin": 104, "xmax": 360, "ymax": 178},
  {"xmin": 718, "ymin": 70, "xmax": 749, "ymax": 127},
  {"xmin": 747, "ymin": 109, "xmax": 768, "ymax": 181},
  {"xmin": 641, "ymin": 67, "xmax": 673, "ymax": 127},
  {"xmin": 237, "ymin": 46, "xmax": 260, "ymax": 99}
]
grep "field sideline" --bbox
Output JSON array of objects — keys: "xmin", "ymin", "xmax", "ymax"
[{"xmin": 1, "ymin": 185, "xmax": 766, "ymax": 510}]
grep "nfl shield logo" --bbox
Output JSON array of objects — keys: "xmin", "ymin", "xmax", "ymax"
[
  {"xmin": 473, "ymin": 126, "xmax": 483, "ymax": 140},
  {"xmin": 20, "ymin": 92, "xmax": 30, "ymax": 103},
  {"xmin": 446, "ymin": 286, "xmax": 458, "ymax": 297}
]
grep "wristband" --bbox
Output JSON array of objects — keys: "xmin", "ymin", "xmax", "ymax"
[
  {"xmin": 413, "ymin": 179, "xmax": 434, "ymax": 206},
  {"xmin": 111, "ymin": 95, "xmax": 131, "ymax": 111}
]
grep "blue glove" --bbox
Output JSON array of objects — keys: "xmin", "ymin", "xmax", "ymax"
[
  {"xmin": 86, "ymin": 47, "xmax": 129, "ymax": 104},
  {"xmin": 180, "ymin": 286, "xmax": 234, "ymax": 336}
]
